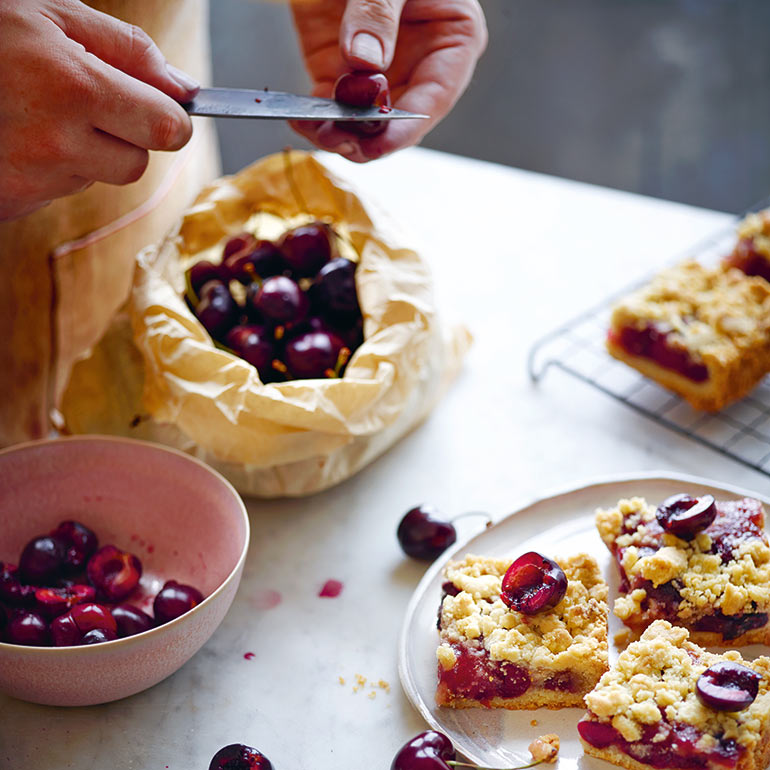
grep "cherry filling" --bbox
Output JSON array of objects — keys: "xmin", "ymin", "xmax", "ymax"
[
  {"xmin": 726, "ymin": 238, "xmax": 770, "ymax": 283},
  {"xmin": 693, "ymin": 611, "xmax": 769, "ymax": 641},
  {"xmin": 609, "ymin": 325, "xmax": 709, "ymax": 382},
  {"xmin": 437, "ymin": 642, "xmax": 532, "ymax": 705},
  {"xmin": 579, "ymin": 719, "xmax": 743, "ymax": 769}
]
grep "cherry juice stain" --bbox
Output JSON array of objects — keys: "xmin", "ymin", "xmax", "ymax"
[
  {"xmin": 249, "ymin": 588, "xmax": 282, "ymax": 611},
  {"xmin": 319, "ymin": 579, "xmax": 343, "ymax": 598},
  {"xmin": 244, "ymin": 652, "xmax": 256, "ymax": 661}
]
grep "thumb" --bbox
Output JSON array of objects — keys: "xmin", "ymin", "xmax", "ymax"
[
  {"xmin": 340, "ymin": 0, "xmax": 407, "ymax": 71},
  {"xmin": 54, "ymin": 1, "xmax": 199, "ymax": 102}
]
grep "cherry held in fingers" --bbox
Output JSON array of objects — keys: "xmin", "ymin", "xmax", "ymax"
[
  {"xmin": 209, "ymin": 743, "xmax": 273, "ymax": 770},
  {"xmin": 501, "ymin": 552, "xmax": 567, "ymax": 615},
  {"xmin": 397, "ymin": 506, "xmax": 457, "ymax": 561}
]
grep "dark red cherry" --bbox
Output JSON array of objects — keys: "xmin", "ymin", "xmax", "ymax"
[
  {"xmin": 50, "ymin": 520, "xmax": 98, "ymax": 572},
  {"xmin": 208, "ymin": 743, "xmax": 273, "ymax": 770},
  {"xmin": 19, "ymin": 535, "xmax": 66, "ymax": 584},
  {"xmin": 224, "ymin": 240, "xmax": 285, "ymax": 284},
  {"xmin": 315, "ymin": 258, "xmax": 360, "ymax": 317},
  {"xmin": 391, "ymin": 730, "xmax": 455, "ymax": 770},
  {"xmin": 279, "ymin": 223, "xmax": 333, "ymax": 277},
  {"xmin": 334, "ymin": 71, "xmax": 390, "ymax": 108},
  {"xmin": 397, "ymin": 506, "xmax": 457, "ymax": 561},
  {"xmin": 112, "ymin": 604, "xmax": 155, "ymax": 637},
  {"xmin": 225, "ymin": 325, "xmax": 275, "ymax": 380},
  {"xmin": 195, "ymin": 280, "xmax": 239, "ymax": 339},
  {"xmin": 696, "ymin": 661, "xmax": 761, "ymax": 711},
  {"xmin": 577, "ymin": 720, "xmax": 617, "ymax": 749},
  {"xmin": 501, "ymin": 552, "xmax": 568, "ymax": 615},
  {"xmin": 51, "ymin": 602, "xmax": 117, "ymax": 646},
  {"xmin": 188, "ymin": 260, "xmax": 223, "ymax": 296},
  {"xmin": 656, "ymin": 494, "xmax": 717, "ymax": 540},
  {"xmin": 333, "ymin": 71, "xmax": 391, "ymax": 136},
  {"xmin": 283, "ymin": 331, "xmax": 346, "ymax": 379},
  {"xmin": 0, "ymin": 563, "xmax": 35, "ymax": 606},
  {"xmin": 87, "ymin": 545, "xmax": 142, "ymax": 602},
  {"xmin": 153, "ymin": 580, "xmax": 204, "ymax": 625},
  {"xmin": 80, "ymin": 628, "xmax": 118, "ymax": 645},
  {"xmin": 223, "ymin": 232, "xmax": 258, "ymax": 260},
  {"xmin": 35, "ymin": 584, "xmax": 95, "ymax": 618},
  {"xmin": 6, "ymin": 610, "xmax": 50, "ymax": 646},
  {"xmin": 254, "ymin": 276, "xmax": 309, "ymax": 325}
]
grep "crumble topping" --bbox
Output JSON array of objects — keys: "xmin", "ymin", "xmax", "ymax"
[
  {"xmin": 529, "ymin": 733, "xmax": 559, "ymax": 763},
  {"xmin": 737, "ymin": 210, "xmax": 770, "ymax": 259},
  {"xmin": 609, "ymin": 261, "xmax": 770, "ymax": 359},
  {"xmin": 437, "ymin": 553, "xmax": 608, "ymax": 671},
  {"xmin": 584, "ymin": 620, "xmax": 770, "ymax": 748},
  {"xmin": 596, "ymin": 497, "xmax": 770, "ymax": 621}
]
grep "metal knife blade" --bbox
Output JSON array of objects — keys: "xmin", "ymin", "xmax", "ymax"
[{"xmin": 183, "ymin": 87, "xmax": 428, "ymax": 122}]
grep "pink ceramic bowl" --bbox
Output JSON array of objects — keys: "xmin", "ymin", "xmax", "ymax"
[{"xmin": 0, "ymin": 436, "xmax": 249, "ymax": 706}]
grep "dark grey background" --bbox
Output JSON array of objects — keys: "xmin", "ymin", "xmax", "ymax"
[{"xmin": 210, "ymin": 0, "xmax": 770, "ymax": 213}]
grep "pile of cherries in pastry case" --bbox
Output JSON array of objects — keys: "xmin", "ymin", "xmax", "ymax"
[
  {"xmin": 0, "ymin": 520, "xmax": 203, "ymax": 646},
  {"xmin": 187, "ymin": 218, "xmax": 363, "ymax": 382}
]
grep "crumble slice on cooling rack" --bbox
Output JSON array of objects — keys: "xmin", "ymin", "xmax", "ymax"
[
  {"xmin": 578, "ymin": 620, "xmax": 770, "ymax": 770},
  {"xmin": 606, "ymin": 260, "xmax": 770, "ymax": 412},
  {"xmin": 724, "ymin": 209, "xmax": 770, "ymax": 284},
  {"xmin": 596, "ymin": 494, "xmax": 770, "ymax": 646},
  {"xmin": 436, "ymin": 552, "xmax": 608, "ymax": 709}
]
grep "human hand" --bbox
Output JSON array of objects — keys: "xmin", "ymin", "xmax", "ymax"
[
  {"xmin": 0, "ymin": 0, "xmax": 199, "ymax": 221},
  {"xmin": 290, "ymin": 0, "xmax": 487, "ymax": 163}
]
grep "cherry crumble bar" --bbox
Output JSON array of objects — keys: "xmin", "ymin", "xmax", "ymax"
[
  {"xmin": 436, "ymin": 553, "xmax": 608, "ymax": 709},
  {"xmin": 606, "ymin": 260, "xmax": 770, "ymax": 412},
  {"xmin": 724, "ymin": 209, "xmax": 770, "ymax": 284},
  {"xmin": 579, "ymin": 620, "xmax": 770, "ymax": 770},
  {"xmin": 596, "ymin": 496, "xmax": 770, "ymax": 646}
]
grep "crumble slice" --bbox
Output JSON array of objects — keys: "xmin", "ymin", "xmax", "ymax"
[
  {"xmin": 596, "ymin": 496, "xmax": 770, "ymax": 646},
  {"xmin": 606, "ymin": 260, "xmax": 770, "ymax": 412},
  {"xmin": 436, "ymin": 552, "xmax": 608, "ymax": 709},
  {"xmin": 579, "ymin": 620, "xmax": 770, "ymax": 770},
  {"xmin": 724, "ymin": 209, "xmax": 770, "ymax": 284}
]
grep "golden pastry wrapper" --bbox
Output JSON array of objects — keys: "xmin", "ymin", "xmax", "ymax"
[{"xmin": 61, "ymin": 151, "xmax": 471, "ymax": 497}]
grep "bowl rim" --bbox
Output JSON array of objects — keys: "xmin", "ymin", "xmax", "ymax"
[{"xmin": 0, "ymin": 434, "xmax": 250, "ymax": 654}]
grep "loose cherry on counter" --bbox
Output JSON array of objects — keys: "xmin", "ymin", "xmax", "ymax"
[
  {"xmin": 500, "ymin": 552, "xmax": 567, "ymax": 615},
  {"xmin": 208, "ymin": 743, "xmax": 273, "ymax": 770},
  {"xmin": 696, "ymin": 661, "xmax": 761, "ymax": 712},
  {"xmin": 656, "ymin": 494, "xmax": 717, "ymax": 540},
  {"xmin": 153, "ymin": 580, "xmax": 204, "ymax": 625},
  {"xmin": 87, "ymin": 545, "xmax": 142, "ymax": 602},
  {"xmin": 397, "ymin": 505, "xmax": 457, "ymax": 561}
]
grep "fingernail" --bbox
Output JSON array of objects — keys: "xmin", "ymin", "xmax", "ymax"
[
  {"xmin": 351, "ymin": 32, "xmax": 384, "ymax": 69},
  {"xmin": 166, "ymin": 63, "xmax": 200, "ymax": 94}
]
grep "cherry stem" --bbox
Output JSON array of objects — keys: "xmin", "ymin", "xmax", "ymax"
[
  {"xmin": 449, "ymin": 511, "xmax": 494, "ymax": 529},
  {"xmin": 447, "ymin": 760, "xmax": 542, "ymax": 770},
  {"xmin": 282, "ymin": 146, "xmax": 309, "ymax": 214}
]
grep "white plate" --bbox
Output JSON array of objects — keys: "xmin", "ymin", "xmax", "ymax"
[{"xmin": 397, "ymin": 472, "xmax": 770, "ymax": 769}]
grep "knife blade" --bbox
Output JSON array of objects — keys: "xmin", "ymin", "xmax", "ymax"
[{"xmin": 183, "ymin": 87, "xmax": 428, "ymax": 122}]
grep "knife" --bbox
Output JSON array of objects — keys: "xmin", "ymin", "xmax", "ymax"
[{"xmin": 183, "ymin": 87, "xmax": 428, "ymax": 122}]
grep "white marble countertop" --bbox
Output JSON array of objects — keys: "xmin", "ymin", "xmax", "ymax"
[{"xmin": 3, "ymin": 147, "xmax": 768, "ymax": 770}]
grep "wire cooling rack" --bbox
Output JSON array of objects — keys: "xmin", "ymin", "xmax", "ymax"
[{"xmin": 528, "ymin": 199, "xmax": 770, "ymax": 478}]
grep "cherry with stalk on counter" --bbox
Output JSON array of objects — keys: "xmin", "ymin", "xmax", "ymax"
[{"xmin": 397, "ymin": 505, "xmax": 494, "ymax": 561}]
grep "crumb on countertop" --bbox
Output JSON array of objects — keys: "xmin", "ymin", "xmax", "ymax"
[{"xmin": 529, "ymin": 734, "xmax": 559, "ymax": 763}]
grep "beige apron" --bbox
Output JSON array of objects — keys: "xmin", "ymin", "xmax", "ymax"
[{"xmin": 0, "ymin": 0, "xmax": 220, "ymax": 446}]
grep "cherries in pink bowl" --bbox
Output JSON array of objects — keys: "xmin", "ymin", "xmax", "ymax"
[{"xmin": 0, "ymin": 436, "xmax": 249, "ymax": 706}]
